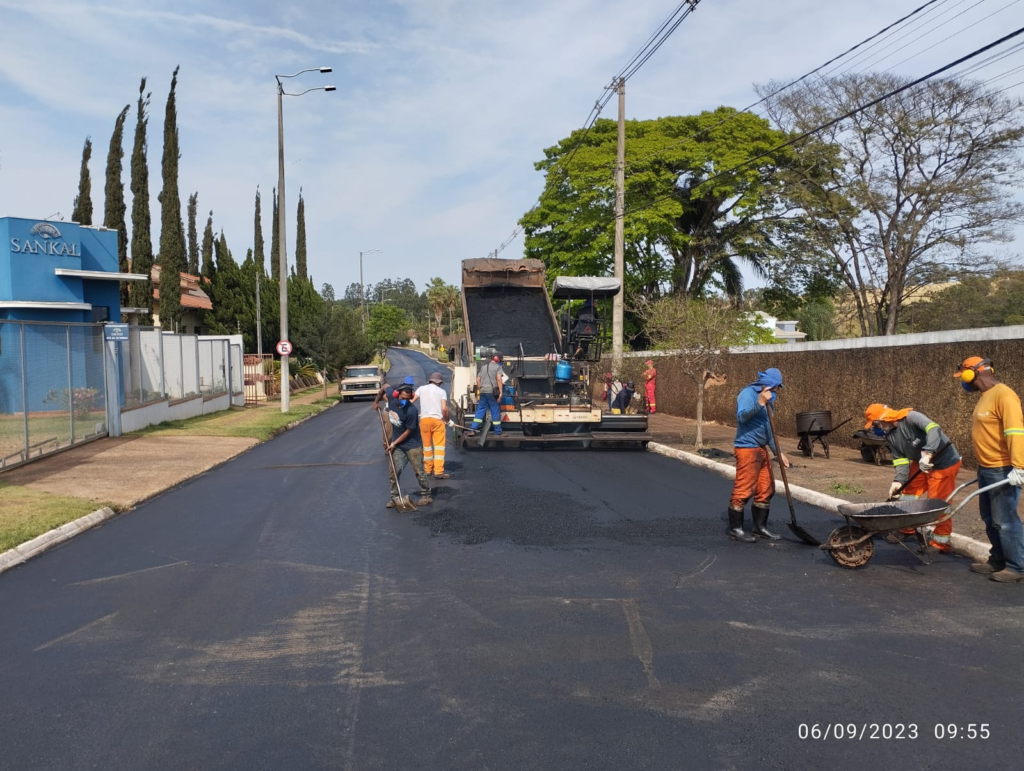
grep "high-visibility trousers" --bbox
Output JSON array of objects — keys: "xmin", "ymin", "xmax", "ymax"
[
  {"xmin": 730, "ymin": 446, "xmax": 774, "ymax": 510},
  {"xmin": 420, "ymin": 417, "xmax": 447, "ymax": 475},
  {"xmin": 645, "ymin": 382, "xmax": 656, "ymax": 414},
  {"xmin": 900, "ymin": 459, "xmax": 962, "ymax": 542}
]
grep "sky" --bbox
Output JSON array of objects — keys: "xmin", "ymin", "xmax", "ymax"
[{"xmin": 1, "ymin": 0, "xmax": 1022, "ymax": 297}]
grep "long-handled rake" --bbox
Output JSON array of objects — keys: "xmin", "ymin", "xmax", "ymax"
[{"xmin": 377, "ymin": 406, "xmax": 417, "ymax": 513}]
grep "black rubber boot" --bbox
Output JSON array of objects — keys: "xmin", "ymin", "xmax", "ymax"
[
  {"xmin": 752, "ymin": 505, "xmax": 781, "ymax": 540},
  {"xmin": 728, "ymin": 507, "xmax": 756, "ymax": 543}
]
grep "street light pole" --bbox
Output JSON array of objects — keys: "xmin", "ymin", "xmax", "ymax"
[
  {"xmin": 274, "ymin": 67, "xmax": 334, "ymax": 413},
  {"xmin": 359, "ymin": 248, "xmax": 382, "ymax": 328}
]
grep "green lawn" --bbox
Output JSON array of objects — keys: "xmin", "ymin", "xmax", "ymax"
[
  {"xmin": 132, "ymin": 398, "xmax": 340, "ymax": 442},
  {"xmin": 0, "ymin": 482, "xmax": 111, "ymax": 553}
]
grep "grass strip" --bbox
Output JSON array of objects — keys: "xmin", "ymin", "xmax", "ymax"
[
  {"xmin": 0, "ymin": 482, "xmax": 111, "ymax": 552},
  {"xmin": 131, "ymin": 398, "xmax": 340, "ymax": 442}
]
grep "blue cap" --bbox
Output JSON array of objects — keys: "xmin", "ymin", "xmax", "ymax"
[{"xmin": 402, "ymin": 376, "xmax": 415, "ymax": 385}]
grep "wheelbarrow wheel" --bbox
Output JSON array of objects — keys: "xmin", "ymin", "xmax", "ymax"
[
  {"xmin": 826, "ymin": 525, "xmax": 874, "ymax": 569},
  {"xmin": 860, "ymin": 445, "xmax": 876, "ymax": 464}
]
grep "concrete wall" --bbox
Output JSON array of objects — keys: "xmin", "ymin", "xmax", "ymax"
[
  {"xmin": 627, "ymin": 325, "xmax": 1024, "ymax": 469},
  {"xmin": 119, "ymin": 392, "xmax": 232, "ymax": 434}
]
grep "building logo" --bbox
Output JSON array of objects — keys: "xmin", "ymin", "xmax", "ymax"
[
  {"xmin": 29, "ymin": 222, "xmax": 62, "ymax": 239},
  {"xmin": 10, "ymin": 221, "xmax": 80, "ymax": 257}
]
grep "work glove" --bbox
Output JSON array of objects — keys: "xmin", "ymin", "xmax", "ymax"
[
  {"xmin": 446, "ymin": 419, "xmax": 456, "ymax": 428},
  {"xmin": 918, "ymin": 452, "xmax": 934, "ymax": 474},
  {"xmin": 888, "ymin": 481, "xmax": 904, "ymax": 500},
  {"xmin": 1008, "ymin": 468, "xmax": 1024, "ymax": 487}
]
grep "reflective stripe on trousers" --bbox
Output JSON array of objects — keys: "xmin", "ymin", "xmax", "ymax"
[{"xmin": 420, "ymin": 416, "xmax": 447, "ymax": 475}]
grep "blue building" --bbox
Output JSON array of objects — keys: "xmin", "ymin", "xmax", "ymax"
[
  {"xmin": 0, "ymin": 216, "xmax": 146, "ymax": 322},
  {"xmin": 0, "ymin": 217, "xmax": 145, "ymax": 423}
]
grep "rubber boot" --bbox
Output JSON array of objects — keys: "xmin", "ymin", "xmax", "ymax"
[
  {"xmin": 728, "ymin": 507, "xmax": 756, "ymax": 543},
  {"xmin": 751, "ymin": 504, "xmax": 781, "ymax": 540}
]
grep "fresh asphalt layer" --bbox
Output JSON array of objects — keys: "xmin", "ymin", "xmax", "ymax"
[{"xmin": 1, "ymin": 347, "xmax": 1021, "ymax": 770}]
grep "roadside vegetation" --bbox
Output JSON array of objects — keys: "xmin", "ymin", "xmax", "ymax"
[{"xmin": 0, "ymin": 483, "xmax": 113, "ymax": 553}]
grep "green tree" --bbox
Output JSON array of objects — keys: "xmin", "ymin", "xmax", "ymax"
[
  {"xmin": 761, "ymin": 74, "xmax": 1024, "ymax": 336},
  {"xmin": 270, "ymin": 187, "xmax": 280, "ymax": 282},
  {"xmin": 186, "ymin": 192, "xmax": 199, "ymax": 274},
  {"xmin": 157, "ymin": 65, "xmax": 185, "ymax": 331},
  {"xmin": 522, "ymin": 109, "xmax": 795, "ymax": 304},
  {"xmin": 71, "ymin": 136, "xmax": 93, "ymax": 225},
  {"xmin": 103, "ymin": 106, "xmax": 130, "ymax": 307},
  {"xmin": 425, "ymin": 276, "xmax": 450, "ymax": 343},
  {"xmin": 366, "ymin": 303, "xmax": 409, "ymax": 350},
  {"xmin": 201, "ymin": 211, "xmax": 215, "ymax": 279},
  {"xmin": 253, "ymin": 187, "xmax": 265, "ymax": 275},
  {"xmin": 204, "ymin": 232, "xmax": 256, "ymax": 345},
  {"xmin": 797, "ymin": 299, "xmax": 838, "ymax": 341},
  {"xmin": 295, "ymin": 189, "xmax": 308, "ymax": 281},
  {"xmin": 637, "ymin": 295, "xmax": 766, "ymax": 447},
  {"xmin": 128, "ymin": 79, "xmax": 154, "ymax": 318}
]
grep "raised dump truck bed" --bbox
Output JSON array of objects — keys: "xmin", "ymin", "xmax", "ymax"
[{"xmin": 451, "ymin": 258, "xmax": 648, "ymax": 449}]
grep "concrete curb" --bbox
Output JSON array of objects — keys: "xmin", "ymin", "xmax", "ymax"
[
  {"xmin": 647, "ymin": 441, "xmax": 993, "ymax": 561},
  {"xmin": 0, "ymin": 400, "xmax": 340, "ymax": 577},
  {"xmin": 0, "ymin": 506, "xmax": 117, "ymax": 575}
]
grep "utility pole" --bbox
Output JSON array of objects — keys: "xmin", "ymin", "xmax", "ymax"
[
  {"xmin": 360, "ymin": 251, "xmax": 366, "ymax": 327},
  {"xmin": 611, "ymin": 77, "xmax": 625, "ymax": 375},
  {"xmin": 276, "ymin": 78, "xmax": 290, "ymax": 413}
]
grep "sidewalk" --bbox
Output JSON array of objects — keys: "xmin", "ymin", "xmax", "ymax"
[
  {"xmin": 0, "ymin": 387, "xmax": 338, "ymax": 554},
  {"xmin": 648, "ymin": 413, "xmax": 990, "ymax": 545}
]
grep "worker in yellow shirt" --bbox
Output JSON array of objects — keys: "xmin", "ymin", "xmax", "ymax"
[{"xmin": 954, "ymin": 356, "xmax": 1024, "ymax": 582}]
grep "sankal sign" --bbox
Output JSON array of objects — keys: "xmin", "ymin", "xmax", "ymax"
[{"xmin": 10, "ymin": 222, "xmax": 81, "ymax": 257}]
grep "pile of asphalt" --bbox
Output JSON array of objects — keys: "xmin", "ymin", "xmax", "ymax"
[{"xmin": 464, "ymin": 289, "xmax": 559, "ymax": 357}]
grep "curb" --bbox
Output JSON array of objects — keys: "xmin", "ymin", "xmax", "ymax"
[
  {"xmin": 0, "ymin": 400, "xmax": 340, "ymax": 577},
  {"xmin": 0, "ymin": 506, "xmax": 117, "ymax": 575},
  {"xmin": 647, "ymin": 441, "xmax": 993, "ymax": 561}
]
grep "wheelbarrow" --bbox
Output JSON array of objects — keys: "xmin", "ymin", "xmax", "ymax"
[
  {"xmin": 795, "ymin": 411, "xmax": 853, "ymax": 459},
  {"xmin": 852, "ymin": 429, "xmax": 890, "ymax": 465},
  {"xmin": 821, "ymin": 478, "xmax": 1008, "ymax": 569}
]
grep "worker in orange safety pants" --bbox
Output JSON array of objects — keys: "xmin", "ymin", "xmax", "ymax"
[
  {"xmin": 864, "ymin": 403, "xmax": 962, "ymax": 552},
  {"xmin": 415, "ymin": 372, "xmax": 451, "ymax": 479},
  {"xmin": 644, "ymin": 360, "xmax": 657, "ymax": 414}
]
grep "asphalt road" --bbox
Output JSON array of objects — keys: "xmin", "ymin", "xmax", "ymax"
[{"xmin": 1, "ymin": 347, "xmax": 1021, "ymax": 770}]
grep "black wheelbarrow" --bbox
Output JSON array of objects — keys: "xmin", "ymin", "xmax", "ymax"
[
  {"xmin": 795, "ymin": 411, "xmax": 853, "ymax": 459},
  {"xmin": 821, "ymin": 478, "xmax": 1007, "ymax": 569},
  {"xmin": 852, "ymin": 429, "xmax": 890, "ymax": 465}
]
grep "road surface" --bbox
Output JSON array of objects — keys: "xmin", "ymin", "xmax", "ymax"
[{"xmin": 1, "ymin": 348, "xmax": 1020, "ymax": 770}]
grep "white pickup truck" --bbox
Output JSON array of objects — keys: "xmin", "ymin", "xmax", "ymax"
[{"xmin": 338, "ymin": 365, "xmax": 383, "ymax": 402}]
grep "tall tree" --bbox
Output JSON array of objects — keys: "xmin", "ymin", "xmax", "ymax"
[
  {"xmin": 270, "ymin": 187, "xmax": 280, "ymax": 281},
  {"xmin": 128, "ymin": 79, "xmax": 154, "ymax": 317},
  {"xmin": 71, "ymin": 137, "xmax": 93, "ymax": 225},
  {"xmin": 201, "ymin": 210, "xmax": 215, "ymax": 279},
  {"xmin": 157, "ymin": 65, "xmax": 185, "ymax": 331},
  {"xmin": 761, "ymin": 74, "xmax": 1024, "ymax": 336},
  {"xmin": 253, "ymin": 186, "xmax": 265, "ymax": 274},
  {"xmin": 186, "ymin": 192, "xmax": 199, "ymax": 275},
  {"xmin": 295, "ymin": 188, "xmax": 308, "ymax": 280},
  {"xmin": 103, "ymin": 106, "xmax": 130, "ymax": 307},
  {"xmin": 521, "ymin": 110, "xmax": 794, "ymax": 304}
]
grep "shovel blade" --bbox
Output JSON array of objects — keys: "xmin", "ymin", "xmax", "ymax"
[
  {"xmin": 395, "ymin": 500, "xmax": 418, "ymax": 513},
  {"xmin": 788, "ymin": 522, "xmax": 821, "ymax": 546}
]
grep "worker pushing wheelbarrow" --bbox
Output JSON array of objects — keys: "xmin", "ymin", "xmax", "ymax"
[{"xmin": 823, "ymin": 478, "xmax": 1009, "ymax": 568}]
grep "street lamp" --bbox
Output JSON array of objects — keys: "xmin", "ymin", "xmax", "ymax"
[
  {"xmin": 359, "ymin": 249, "xmax": 382, "ymax": 327},
  {"xmin": 275, "ymin": 66, "xmax": 334, "ymax": 413}
]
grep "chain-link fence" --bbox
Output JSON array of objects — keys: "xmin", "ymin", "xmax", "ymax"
[{"xmin": 0, "ymin": 320, "xmax": 109, "ymax": 469}]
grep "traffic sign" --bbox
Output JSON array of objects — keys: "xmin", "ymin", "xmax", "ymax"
[{"xmin": 276, "ymin": 340, "xmax": 293, "ymax": 356}]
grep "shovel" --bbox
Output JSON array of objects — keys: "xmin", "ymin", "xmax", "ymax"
[
  {"xmin": 377, "ymin": 407, "xmax": 417, "ymax": 513},
  {"xmin": 765, "ymin": 407, "xmax": 821, "ymax": 546}
]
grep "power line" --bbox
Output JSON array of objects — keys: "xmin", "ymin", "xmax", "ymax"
[{"xmin": 621, "ymin": 26, "xmax": 1024, "ymax": 219}]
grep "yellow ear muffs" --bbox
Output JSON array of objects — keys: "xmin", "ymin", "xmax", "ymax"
[{"xmin": 961, "ymin": 368, "xmax": 976, "ymax": 383}]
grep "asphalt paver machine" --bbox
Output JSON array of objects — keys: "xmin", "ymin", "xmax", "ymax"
[{"xmin": 451, "ymin": 258, "xmax": 650, "ymax": 449}]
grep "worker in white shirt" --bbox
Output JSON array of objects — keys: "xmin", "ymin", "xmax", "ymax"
[{"xmin": 415, "ymin": 372, "xmax": 451, "ymax": 479}]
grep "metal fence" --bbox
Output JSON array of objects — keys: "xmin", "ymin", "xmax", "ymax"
[
  {"xmin": 118, "ymin": 328, "xmax": 240, "ymax": 404},
  {"xmin": 0, "ymin": 319, "xmax": 109, "ymax": 469}
]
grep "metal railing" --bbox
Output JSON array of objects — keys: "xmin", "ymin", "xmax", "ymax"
[{"xmin": 0, "ymin": 319, "xmax": 109, "ymax": 469}]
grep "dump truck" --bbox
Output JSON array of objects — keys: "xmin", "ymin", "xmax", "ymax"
[{"xmin": 450, "ymin": 258, "xmax": 650, "ymax": 448}]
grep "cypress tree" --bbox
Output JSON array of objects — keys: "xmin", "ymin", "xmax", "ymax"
[
  {"xmin": 71, "ymin": 137, "xmax": 93, "ymax": 225},
  {"xmin": 201, "ymin": 210, "xmax": 215, "ymax": 279},
  {"xmin": 295, "ymin": 188, "xmax": 308, "ymax": 281},
  {"xmin": 157, "ymin": 65, "xmax": 185, "ymax": 331},
  {"xmin": 103, "ymin": 106, "xmax": 130, "ymax": 307},
  {"xmin": 186, "ymin": 192, "xmax": 199, "ymax": 275},
  {"xmin": 128, "ymin": 79, "xmax": 154, "ymax": 317},
  {"xmin": 253, "ymin": 187, "xmax": 265, "ymax": 275},
  {"xmin": 270, "ymin": 187, "xmax": 280, "ymax": 282}
]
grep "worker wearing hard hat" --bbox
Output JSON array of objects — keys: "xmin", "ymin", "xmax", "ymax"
[
  {"xmin": 955, "ymin": 356, "xmax": 1024, "ymax": 582},
  {"xmin": 864, "ymin": 403, "xmax": 962, "ymax": 552}
]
